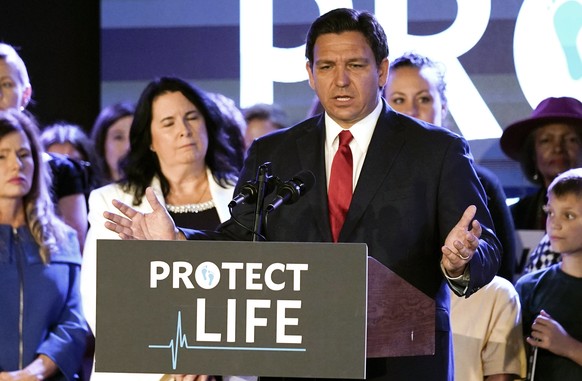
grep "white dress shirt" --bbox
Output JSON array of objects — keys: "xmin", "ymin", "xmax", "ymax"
[{"xmin": 324, "ymin": 99, "xmax": 383, "ymax": 190}]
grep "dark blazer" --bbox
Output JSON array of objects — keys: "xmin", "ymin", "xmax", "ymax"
[
  {"xmin": 475, "ymin": 164, "xmax": 517, "ymax": 282},
  {"xmin": 186, "ymin": 101, "xmax": 501, "ymax": 381}
]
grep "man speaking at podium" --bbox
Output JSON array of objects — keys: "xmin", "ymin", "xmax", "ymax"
[{"xmin": 104, "ymin": 8, "xmax": 501, "ymax": 381}]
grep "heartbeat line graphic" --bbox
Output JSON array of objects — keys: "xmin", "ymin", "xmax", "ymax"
[{"xmin": 148, "ymin": 311, "xmax": 306, "ymax": 369}]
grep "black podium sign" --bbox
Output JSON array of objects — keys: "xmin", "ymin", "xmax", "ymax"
[{"xmin": 96, "ymin": 240, "xmax": 368, "ymax": 379}]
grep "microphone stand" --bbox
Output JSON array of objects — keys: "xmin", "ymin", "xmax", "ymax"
[{"xmin": 252, "ymin": 162, "xmax": 272, "ymax": 241}]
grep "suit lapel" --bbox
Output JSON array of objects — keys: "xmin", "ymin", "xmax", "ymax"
[
  {"xmin": 339, "ymin": 104, "xmax": 406, "ymax": 241},
  {"xmin": 296, "ymin": 115, "xmax": 333, "ymax": 241}
]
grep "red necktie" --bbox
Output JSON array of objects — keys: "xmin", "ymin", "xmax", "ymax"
[{"xmin": 328, "ymin": 130, "xmax": 353, "ymax": 242}]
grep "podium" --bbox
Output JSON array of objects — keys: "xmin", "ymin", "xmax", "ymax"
[
  {"xmin": 367, "ymin": 257, "xmax": 434, "ymax": 358},
  {"xmin": 96, "ymin": 240, "xmax": 434, "ymax": 379}
]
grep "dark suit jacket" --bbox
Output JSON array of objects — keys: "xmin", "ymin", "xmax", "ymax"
[
  {"xmin": 475, "ymin": 164, "xmax": 517, "ymax": 282},
  {"xmin": 185, "ymin": 102, "xmax": 501, "ymax": 380}
]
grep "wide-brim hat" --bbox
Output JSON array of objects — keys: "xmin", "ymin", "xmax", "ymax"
[{"xmin": 500, "ymin": 97, "xmax": 582, "ymax": 161}]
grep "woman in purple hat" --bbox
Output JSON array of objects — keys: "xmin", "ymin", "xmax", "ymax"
[{"xmin": 500, "ymin": 97, "xmax": 582, "ymax": 231}]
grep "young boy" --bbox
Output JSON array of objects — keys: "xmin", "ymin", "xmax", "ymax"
[{"xmin": 516, "ymin": 168, "xmax": 582, "ymax": 380}]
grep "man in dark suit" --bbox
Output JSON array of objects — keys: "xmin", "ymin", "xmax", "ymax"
[{"xmin": 105, "ymin": 8, "xmax": 501, "ymax": 381}]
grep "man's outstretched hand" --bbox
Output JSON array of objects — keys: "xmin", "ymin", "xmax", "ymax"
[{"xmin": 104, "ymin": 187, "xmax": 179, "ymax": 240}]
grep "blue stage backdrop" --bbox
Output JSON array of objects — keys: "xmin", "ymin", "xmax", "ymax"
[{"xmin": 101, "ymin": 0, "xmax": 582, "ymax": 196}]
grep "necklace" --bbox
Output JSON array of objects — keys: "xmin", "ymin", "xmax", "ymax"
[
  {"xmin": 166, "ymin": 176, "xmax": 212, "ymax": 214},
  {"xmin": 166, "ymin": 200, "xmax": 215, "ymax": 213}
]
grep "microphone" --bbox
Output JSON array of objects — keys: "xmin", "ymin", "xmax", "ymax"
[
  {"xmin": 228, "ymin": 163, "xmax": 278, "ymax": 209},
  {"xmin": 266, "ymin": 170, "xmax": 316, "ymax": 213},
  {"xmin": 228, "ymin": 181, "xmax": 261, "ymax": 208}
]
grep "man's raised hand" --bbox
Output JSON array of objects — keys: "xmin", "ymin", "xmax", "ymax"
[
  {"xmin": 104, "ymin": 187, "xmax": 178, "ymax": 240},
  {"xmin": 441, "ymin": 205, "xmax": 481, "ymax": 277}
]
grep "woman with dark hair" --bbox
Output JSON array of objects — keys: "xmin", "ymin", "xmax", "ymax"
[
  {"xmin": 501, "ymin": 97, "xmax": 582, "ymax": 276},
  {"xmin": 40, "ymin": 123, "xmax": 95, "ymax": 163},
  {"xmin": 90, "ymin": 102, "xmax": 135, "ymax": 185},
  {"xmin": 208, "ymin": 92, "xmax": 246, "ymax": 169},
  {"xmin": 0, "ymin": 109, "xmax": 87, "ymax": 380},
  {"xmin": 500, "ymin": 97, "xmax": 582, "ymax": 230},
  {"xmin": 40, "ymin": 123, "xmax": 98, "ymax": 203},
  {"xmin": 120, "ymin": 77, "xmax": 239, "ymax": 210},
  {"xmin": 81, "ymin": 77, "xmax": 241, "ymax": 381}
]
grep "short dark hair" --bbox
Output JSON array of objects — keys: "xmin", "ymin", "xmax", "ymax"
[
  {"xmin": 305, "ymin": 8, "xmax": 389, "ymax": 68},
  {"xmin": 389, "ymin": 52, "xmax": 447, "ymax": 105},
  {"xmin": 548, "ymin": 168, "xmax": 582, "ymax": 198},
  {"xmin": 243, "ymin": 103, "xmax": 288, "ymax": 129},
  {"xmin": 121, "ymin": 77, "xmax": 240, "ymax": 205}
]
